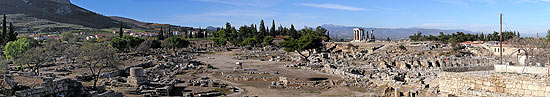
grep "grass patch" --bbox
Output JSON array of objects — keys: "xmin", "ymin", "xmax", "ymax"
[
  {"xmin": 213, "ymin": 88, "xmax": 233, "ymax": 95},
  {"xmin": 348, "ymin": 87, "xmax": 371, "ymax": 92}
]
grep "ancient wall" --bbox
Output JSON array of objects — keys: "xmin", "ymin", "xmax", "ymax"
[
  {"xmin": 14, "ymin": 78, "xmax": 86, "ymax": 97},
  {"xmin": 494, "ymin": 65, "xmax": 548, "ymax": 75},
  {"xmin": 439, "ymin": 72, "xmax": 550, "ymax": 97}
]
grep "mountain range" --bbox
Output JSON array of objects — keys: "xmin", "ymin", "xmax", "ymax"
[
  {"xmin": 0, "ymin": 0, "xmax": 193, "ymax": 32},
  {"xmin": 321, "ymin": 24, "xmax": 478, "ymax": 40},
  {"xmin": 1, "ymin": 0, "xmax": 482, "ymax": 39}
]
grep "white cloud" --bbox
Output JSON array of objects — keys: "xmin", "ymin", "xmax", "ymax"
[
  {"xmin": 195, "ymin": 0, "xmax": 275, "ymax": 7},
  {"xmin": 296, "ymin": 3, "xmax": 366, "ymax": 11},
  {"xmin": 435, "ymin": 0, "xmax": 469, "ymax": 7}
]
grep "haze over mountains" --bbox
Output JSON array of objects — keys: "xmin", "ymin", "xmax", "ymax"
[{"xmin": 321, "ymin": 24, "xmax": 478, "ymax": 40}]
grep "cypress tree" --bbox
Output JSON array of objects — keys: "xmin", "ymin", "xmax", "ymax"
[
  {"xmin": 200, "ymin": 28, "xmax": 205, "ymax": 38},
  {"xmin": 289, "ymin": 24, "xmax": 297, "ymax": 38},
  {"xmin": 8, "ymin": 23, "xmax": 16, "ymax": 41},
  {"xmin": 270, "ymin": 20, "xmax": 276, "ymax": 36},
  {"xmin": 158, "ymin": 27, "xmax": 164, "ymax": 40},
  {"xmin": 259, "ymin": 20, "xmax": 266, "ymax": 37},
  {"xmin": 119, "ymin": 22, "xmax": 123, "ymax": 38},
  {"xmin": 168, "ymin": 25, "xmax": 172, "ymax": 37},
  {"xmin": 2, "ymin": 14, "xmax": 6, "ymax": 44}
]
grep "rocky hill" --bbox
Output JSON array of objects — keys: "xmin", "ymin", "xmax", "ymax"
[{"xmin": 0, "ymin": 0, "xmax": 194, "ymax": 32}]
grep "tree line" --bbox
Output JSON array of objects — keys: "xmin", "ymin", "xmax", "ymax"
[
  {"xmin": 110, "ymin": 23, "xmax": 190, "ymax": 51},
  {"xmin": 213, "ymin": 20, "xmax": 329, "ymax": 47},
  {"xmin": 409, "ymin": 31, "xmax": 520, "ymax": 43}
]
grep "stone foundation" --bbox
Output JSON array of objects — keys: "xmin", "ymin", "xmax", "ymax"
[
  {"xmin": 494, "ymin": 65, "xmax": 548, "ymax": 75},
  {"xmin": 14, "ymin": 78, "xmax": 86, "ymax": 97},
  {"xmin": 439, "ymin": 71, "xmax": 550, "ymax": 97}
]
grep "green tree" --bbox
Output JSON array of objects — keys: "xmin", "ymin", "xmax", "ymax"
[
  {"xmin": 109, "ymin": 35, "xmax": 144, "ymax": 50},
  {"xmin": 17, "ymin": 47, "xmax": 48, "ymax": 75},
  {"xmin": 122, "ymin": 35, "xmax": 145, "ymax": 47},
  {"xmin": 263, "ymin": 36, "xmax": 274, "ymax": 45},
  {"xmin": 213, "ymin": 29, "xmax": 228, "ymax": 46},
  {"xmin": 270, "ymin": 20, "xmax": 276, "ymax": 36},
  {"xmin": 547, "ymin": 29, "xmax": 550, "ymax": 41},
  {"xmin": 162, "ymin": 36, "xmax": 190, "ymax": 48},
  {"xmin": 239, "ymin": 37, "xmax": 259, "ymax": 47},
  {"xmin": 109, "ymin": 37, "xmax": 128, "ymax": 50},
  {"xmin": 1, "ymin": 14, "xmax": 6, "ymax": 44},
  {"xmin": 63, "ymin": 44, "xmax": 80, "ymax": 66},
  {"xmin": 4, "ymin": 38, "xmax": 31, "ymax": 59},
  {"xmin": 4, "ymin": 38, "xmax": 31, "ymax": 71},
  {"xmin": 289, "ymin": 24, "xmax": 298, "ymax": 38},
  {"xmin": 259, "ymin": 20, "xmax": 267, "ymax": 38},
  {"xmin": 78, "ymin": 43, "xmax": 120, "ymax": 91},
  {"xmin": 280, "ymin": 29, "xmax": 324, "ymax": 62},
  {"xmin": 159, "ymin": 27, "xmax": 165, "ymax": 40},
  {"xmin": 7, "ymin": 23, "xmax": 16, "ymax": 42},
  {"xmin": 61, "ymin": 32, "xmax": 75, "ymax": 42},
  {"xmin": 136, "ymin": 39, "xmax": 161, "ymax": 54},
  {"xmin": 119, "ymin": 22, "xmax": 124, "ymax": 38}
]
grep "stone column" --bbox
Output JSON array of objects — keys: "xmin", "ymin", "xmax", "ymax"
[
  {"xmin": 362, "ymin": 30, "xmax": 365, "ymax": 41},
  {"xmin": 371, "ymin": 30, "xmax": 375, "ymax": 40},
  {"xmin": 366, "ymin": 30, "xmax": 369, "ymax": 40}
]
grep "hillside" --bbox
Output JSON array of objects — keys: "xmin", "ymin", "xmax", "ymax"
[
  {"xmin": 0, "ymin": 0, "xmax": 195, "ymax": 32},
  {"xmin": 0, "ymin": 0, "xmax": 118, "ymax": 29},
  {"xmin": 321, "ymin": 24, "xmax": 478, "ymax": 40},
  {"xmin": 109, "ymin": 16, "xmax": 195, "ymax": 31}
]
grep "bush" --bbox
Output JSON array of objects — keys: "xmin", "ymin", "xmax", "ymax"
[
  {"xmin": 136, "ymin": 39, "xmax": 162, "ymax": 54},
  {"xmin": 109, "ymin": 37, "xmax": 128, "ymax": 50},
  {"xmin": 109, "ymin": 35, "xmax": 144, "ymax": 50},
  {"xmin": 263, "ymin": 36, "xmax": 274, "ymax": 45},
  {"xmin": 122, "ymin": 35, "xmax": 145, "ymax": 47},
  {"xmin": 162, "ymin": 36, "xmax": 190, "ymax": 48},
  {"xmin": 398, "ymin": 45, "xmax": 406, "ymax": 50},
  {"xmin": 61, "ymin": 32, "xmax": 75, "ymax": 42}
]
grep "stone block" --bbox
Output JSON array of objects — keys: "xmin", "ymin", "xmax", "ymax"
[{"xmin": 534, "ymin": 90, "xmax": 544, "ymax": 97}]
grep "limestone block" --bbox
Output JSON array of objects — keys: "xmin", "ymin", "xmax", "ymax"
[
  {"xmin": 535, "ymin": 90, "xmax": 544, "ymax": 97},
  {"xmin": 545, "ymin": 86, "xmax": 550, "ymax": 92}
]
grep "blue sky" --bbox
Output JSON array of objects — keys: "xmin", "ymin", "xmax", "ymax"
[{"xmin": 72, "ymin": 0, "xmax": 550, "ymax": 36}]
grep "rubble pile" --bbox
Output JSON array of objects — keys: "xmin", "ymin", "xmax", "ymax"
[{"xmin": 283, "ymin": 42, "xmax": 500, "ymax": 96}]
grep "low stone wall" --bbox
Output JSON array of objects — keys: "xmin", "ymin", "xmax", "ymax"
[
  {"xmin": 93, "ymin": 90, "xmax": 123, "ymax": 97},
  {"xmin": 439, "ymin": 71, "xmax": 550, "ymax": 97},
  {"xmin": 494, "ymin": 65, "xmax": 548, "ymax": 75},
  {"xmin": 442, "ymin": 65, "xmax": 494, "ymax": 72},
  {"xmin": 14, "ymin": 78, "xmax": 86, "ymax": 97}
]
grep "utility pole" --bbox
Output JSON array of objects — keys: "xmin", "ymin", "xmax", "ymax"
[{"xmin": 500, "ymin": 13, "xmax": 503, "ymax": 65}]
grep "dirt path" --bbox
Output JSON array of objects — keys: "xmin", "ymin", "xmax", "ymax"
[{"xmin": 194, "ymin": 51, "xmax": 369, "ymax": 97}]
